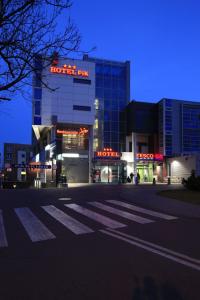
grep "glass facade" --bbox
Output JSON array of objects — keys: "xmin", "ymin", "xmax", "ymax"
[
  {"xmin": 95, "ymin": 62, "xmax": 129, "ymax": 151},
  {"xmin": 159, "ymin": 99, "xmax": 200, "ymax": 157},
  {"xmin": 164, "ymin": 99, "xmax": 173, "ymax": 156},
  {"xmin": 182, "ymin": 104, "xmax": 200, "ymax": 153},
  {"xmin": 33, "ymin": 57, "xmax": 43, "ymax": 125},
  {"xmin": 62, "ymin": 133, "xmax": 88, "ymax": 151},
  {"xmin": 158, "ymin": 102, "xmax": 164, "ymax": 154},
  {"xmin": 84, "ymin": 56, "xmax": 130, "ymax": 152}
]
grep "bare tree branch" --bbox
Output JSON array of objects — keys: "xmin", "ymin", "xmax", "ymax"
[{"xmin": 0, "ymin": 0, "xmax": 81, "ymax": 98}]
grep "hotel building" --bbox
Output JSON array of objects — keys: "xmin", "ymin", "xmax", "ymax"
[{"xmin": 32, "ymin": 55, "xmax": 130, "ymax": 185}]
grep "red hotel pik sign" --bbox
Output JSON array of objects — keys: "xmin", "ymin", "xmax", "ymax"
[
  {"xmin": 50, "ymin": 64, "xmax": 89, "ymax": 77},
  {"xmin": 136, "ymin": 153, "xmax": 163, "ymax": 161}
]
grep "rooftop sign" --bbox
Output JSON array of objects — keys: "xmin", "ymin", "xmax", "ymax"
[{"xmin": 50, "ymin": 64, "xmax": 89, "ymax": 77}]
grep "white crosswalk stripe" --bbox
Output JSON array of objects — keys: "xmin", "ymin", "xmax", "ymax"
[
  {"xmin": 42, "ymin": 205, "xmax": 94, "ymax": 235},
  {"xmin": 0, "ymin": 210, "xmax": 8, "ymax": 248},
  {"xmin": 65, "ymin": 203, "xmax": 126, "ymax": 229},
  {"xmin": 15, "ymin": 207, "xmax": 56, "ymax": 242},
  {"xmin": 0, "ymin": 201, "xmax": 178, "ymax": 247},
  {"xmin": 89, "ymin": 202, "xmax": 154, "ymax": 224},
  {"xmin": 106, "ymin": 200, "xmax": 177, "ymax": 220}
]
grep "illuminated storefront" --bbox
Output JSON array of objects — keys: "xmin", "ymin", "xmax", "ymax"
[
  {"xmin": 124, "ymin": 99, "xmax": 200, "ymax": 183},
  {"xmin": 56, "ymin": 125, "xmax": 91, "ymax": 183},
  {"xmin": 92, "ymin": 148, "xmax": 127, "ymax": 183},
  {"xmin": 136, "ymin": 153, "xmax": 164, "ymax": 182}
]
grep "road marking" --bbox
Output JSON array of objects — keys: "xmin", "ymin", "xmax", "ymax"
[
  {"xmin": 100, "ymin": 229, "xmax": 200, "ymax": 272},
  {"xmin": 0, "ymin": 210, "xmax": 8, "ymax": 247},
  {"xmin": 107, "ymin": 228, "xmax": 200, "ymax": 265},
  {"xmin": 42, "ymin": 205, "xmax": 94, "ymax": 235},
  {"xmin": 15, "ymin": 207, "xmax": 56, "ymax": 242},
  {"xmin": 66, "ymin": 204, "xmax": 126, "ymax": 229},
  {"xmin": 106, "ymin": 200, "xmax": 177, "ymax": 220},
  {"xmin": 89, "ymin": 202, "xmax": 154, "ymax": 224},
  {"xmin": 58, "ymin": 198, "xmax": 72, "ymax": 201}
]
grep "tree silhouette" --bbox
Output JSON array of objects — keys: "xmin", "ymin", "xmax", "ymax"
[{"xmin": 0, "ymin": 0, "xmax": 81, "ymax": 100}]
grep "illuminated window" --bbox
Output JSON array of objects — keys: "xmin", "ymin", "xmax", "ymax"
[
  {"xmin": 94, "ymin": 119, "xmax": 98, "ymax": 129},
  {"xmin": 73, "ymin": 105, "xmax": 91, "ymax": 111},
  {"xmin": 94, "ymin": 99, "xmax": 99, "ymax": 110},
  {"xmin": 93, "ymin": 138, "xmax": 98, "ymax": 151},
  {"xmin": 73, "ymin": 78, "xmax": 91, "ymax": 85},
  {"xmin": 62, "ymin": 134, "xmax": 88, "ymax": 151}
]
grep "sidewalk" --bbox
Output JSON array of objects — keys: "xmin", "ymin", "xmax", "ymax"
[{"xmin": 120, "ymin": 185, "xmax": 200, "ymax": 219}]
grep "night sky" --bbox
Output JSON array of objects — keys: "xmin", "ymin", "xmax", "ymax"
[{"xmin": 1, "ymin": 0, "xmax": 200, "ymax": 162}]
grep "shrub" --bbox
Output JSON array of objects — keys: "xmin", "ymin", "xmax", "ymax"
[{"xmin": 184, "ymin": 170, "xmax": 200, "ymax": 191}]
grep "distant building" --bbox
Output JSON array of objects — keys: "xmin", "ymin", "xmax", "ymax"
[
  {"xmin": 4, "ymin": 143, "xmax": 32, "ymax": 182},
  {"xmin": 124, "ymin": 98, "xmax": 200, "ymax": 182},
  {"xmin": 158, "ymin": 98, "xmax": 200, "ymax": 156}
]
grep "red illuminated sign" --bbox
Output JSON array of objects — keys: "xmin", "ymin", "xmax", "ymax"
[
  {"xmin": 95, "ymin": 148, "xmax": 121, "ymax": 158},
  {"xmin": 136, "ymin": 153, "xmax": 163, "ymax": 161},
  {"xmin": 154, "ymin": 153, "xmax": 164, "ymax": 161},
  {"xmin": 57, "ymin": 128, "xmax": 88, "ymax": 136},
  {"xmin": 50, "ymin": 64, "xmax": 89, "ymax": 77}
]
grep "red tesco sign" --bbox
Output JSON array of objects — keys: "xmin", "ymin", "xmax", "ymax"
[{"xmin": 136, "ymin": 153, "xmax": 163, "ymax": 161}]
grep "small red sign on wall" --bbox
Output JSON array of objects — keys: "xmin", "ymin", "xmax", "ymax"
[{"xmin": 136, "ymin": 153, "xmax": 163, "ymax": 161}]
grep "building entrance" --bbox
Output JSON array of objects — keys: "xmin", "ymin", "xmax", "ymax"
[
  {"xmin": 137, "ymin": 163, "xmax": 153, "ymax": 182},
  {"xmin": 92, "ymin": 160, "xmax": 127, "ymax": 183}
]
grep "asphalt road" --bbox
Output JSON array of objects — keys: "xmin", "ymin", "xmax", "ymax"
[{"xmin": 0, "ymin": 185, "xmax": 200, "ymax": 300}]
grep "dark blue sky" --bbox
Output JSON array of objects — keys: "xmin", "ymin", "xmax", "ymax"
[{"xmin": 1, "ymin": 0, "xmax": 200, "ymax": 159}]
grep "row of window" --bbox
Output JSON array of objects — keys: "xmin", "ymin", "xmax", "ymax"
[
  {"xmin": 96, "ymin": 88, "xmax": 126, "ymax": 99},
  {"xmin": 73, "ymin": 105, "xmax": 91, "ymax": 111},
  {"xmin": 33, "ymin": 76, "xmax": 91, "ymax": 88},
  {"xmin": 183, "ymin": 122, "xmax": 200, "ymax": 129},
  {"xmin": 73, "ymin": 78, "xmax": 91, "ymax": 85},
  {"xmin": 104, "ymin": 132, "xmax": 119, "ymax": 139},
  {"xmin": 96, "ymin": 64, "xmax": 127, "ymax": 78},
  {"xmin": 104, "ymin": 122, "xmax": 119, "ymax": 131},
  {"xmin": 96, "ymin": 77, "xmax": 126, "ymax": 89},
  {"xmin": 104, "ymin": 111, "xmax": 120, "ymax": 122},
  {"xmin": 34, "ymin": 103, "xmax": 91, "ymax": 116},
  {"xmin": 62, "ymin": 136, "xmax": 88, "ymax": 151}
]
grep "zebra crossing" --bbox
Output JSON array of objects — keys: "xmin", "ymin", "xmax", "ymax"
[{"xmin": 0, "ymin": 200, "xmax": 177, "ymax": 248}]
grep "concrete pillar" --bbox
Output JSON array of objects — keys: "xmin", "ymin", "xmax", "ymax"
[
  {"xmin": 132, "ymin": 132, "xmax": 137, "ymax": 174},
  {"xmin": 89, "ymin": 125, "xmax": 94, "ymax": 183}
]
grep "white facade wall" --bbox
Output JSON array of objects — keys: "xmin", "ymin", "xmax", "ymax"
[
  {"xmin": 168, "ymin": 155, "xmax": 197, "ymax": 182},
  {"xmin": 121, "ymin": 152, "xmax": 134, "ymax": 176},
  {"xmin": 41, "ymin": 58, "xmax": 95, "ymax": 126}
]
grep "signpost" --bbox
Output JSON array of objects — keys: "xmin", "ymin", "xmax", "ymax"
[{"xmin": 12, "ymin": 164, "xmax": 51, "ymax": 169}]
